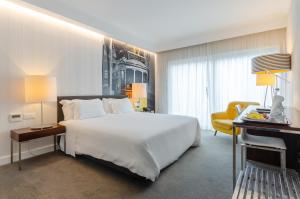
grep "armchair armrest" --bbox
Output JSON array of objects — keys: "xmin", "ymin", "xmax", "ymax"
[{"xmin": 211, "ymin": 112, "xmax": 229, "ymax": 120}]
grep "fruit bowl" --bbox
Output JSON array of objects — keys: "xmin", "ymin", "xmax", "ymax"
[
  {"xmin": 242, "ymin": 111, "xmax": 290, "ymax": 125},
  {"xmin": 245, "ymin": 112, "xmax": 269, "ymax": 120}
]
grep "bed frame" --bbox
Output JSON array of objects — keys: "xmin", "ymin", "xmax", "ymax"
[{"xmin": 56, "ymin": 95, "xmax": 149, "ymax": 181}]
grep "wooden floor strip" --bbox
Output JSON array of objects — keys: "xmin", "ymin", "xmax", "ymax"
[
  {"xmin": 292, "ymin": 175, "xmax": 300, "ymax": 199},
  {"xmin": 233, "ymin": 171, "xmax": 244, "ymax": 199},
  {"xmin": 245, "ymin": 167, "xmax": 254, "ymax": 199},
  {"xmin": 253, "ymin": 168, "xmax": 259, "ymax": 199},
  {"xmin": 261, "ymin": 169, "xmax": 266, "ymax": 199},
  {"xmin": 233, "ymin": 163, "xmax": 300, "ymax": 199},
  {"xmin": 286, "ymin": 174, "xmax": 295, "ymax": 199},
  {"xmin": 278, "ymin": 173, "xmax": 286, "ymax": 199},
  {"xmin": 238, "ymin": 167, "xmax": 250, "ymax": 199},
  {"xmin": 295, "ymin": 176, "xmax": 300, "ymax": 199}
]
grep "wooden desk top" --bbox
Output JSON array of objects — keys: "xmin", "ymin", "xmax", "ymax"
[
  {"xmin": 233, "ymin": 106, "xmax": 300, "ymax": 133},
  {"xmin": 11, "ymin": 124, "xmax": 66, "ymax": 142}
]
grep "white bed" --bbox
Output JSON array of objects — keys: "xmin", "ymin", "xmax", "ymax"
[{"xmin": 60, "ymin": 112, "xmax": 201, "ymax": 181}]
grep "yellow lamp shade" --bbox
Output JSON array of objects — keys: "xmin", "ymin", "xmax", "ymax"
[
  {"xmin": 25, "ymin": 76, "xmax": 57, "ymax": 103},
  {"xmin": 256, "ymin": 74, "xmax": 276, "ymax": 86},
  {"xmin": 255, "ymin": 69, "xmax": 289, "ymax": 74},
  {"xmin": 132, "ymin": 83, "xmax": 147, "ymax": 99}
]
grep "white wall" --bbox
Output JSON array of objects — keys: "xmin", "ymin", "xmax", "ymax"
[
  {"xmin": 0, "ymin": 4, "xmax": 103, "ymax": 165},
  {"xmin": 287, "ymin": 0, "xmax": 300, "ymax": 110}
]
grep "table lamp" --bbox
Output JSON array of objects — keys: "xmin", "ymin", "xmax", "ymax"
[
  {"xmin": 252, "ymin": 53, "xmax": 291, "ymax": 107},
  {"xmin": 132, "ymin": 83, "xmax": 147, "ymax": 110},
  {"xmin": 25, "ymin": 75, "xmax": 57, "ymax": 129}
]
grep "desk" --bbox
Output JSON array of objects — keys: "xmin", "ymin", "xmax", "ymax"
[{"xmin": 232, "ymin": 106, "xmax": 300, "ymax": 187}]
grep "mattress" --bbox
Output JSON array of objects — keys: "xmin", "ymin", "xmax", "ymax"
[{"xmin": 60, "ymin": 112, "xmax": 201, "ymax": 181}]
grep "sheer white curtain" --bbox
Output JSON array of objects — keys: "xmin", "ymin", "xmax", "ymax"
[
  {"xmin": 156, "ymin": 29, "xmax": 288, "ymax": 130},
  {"xmin": 167, "ymin": 57, "xmax": 211, "ymax": 128}
]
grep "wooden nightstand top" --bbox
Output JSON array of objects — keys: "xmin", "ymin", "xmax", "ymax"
[{"xmin": 11, "ymin": 124, "xmax": 66, "ymax": 142}]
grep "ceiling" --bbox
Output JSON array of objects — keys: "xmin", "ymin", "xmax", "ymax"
[{"xmin": 21, "ymin": 0, "xmax": 291, "ymax": 52}]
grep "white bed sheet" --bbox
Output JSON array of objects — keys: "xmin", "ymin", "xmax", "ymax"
[{"xmin": 60, "ymin": 112, "xmax": 201, "ymax": 181}]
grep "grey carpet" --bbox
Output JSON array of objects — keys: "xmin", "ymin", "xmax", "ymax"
[{"xmin": 0, "ymin": 131, "xmax": 240, "ymax": 199}]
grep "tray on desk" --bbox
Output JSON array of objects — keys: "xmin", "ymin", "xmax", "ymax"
[{"xmin": 242, "ymin": 116, "xmax": 291, "ymax": 125}]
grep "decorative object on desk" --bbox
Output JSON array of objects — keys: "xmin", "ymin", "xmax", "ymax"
[
  {"xmin": 270, "ymin": 95, "xmax": 285, "ymax": 120},
  {"xmin": 25, "ymin": 75, "xmax": 57, "ymax": 130},
  {"xmin": 252, "ymin": 53, "xmax": 291, "ymax": 107},
  {"xmin": 132, "ymin": 83, "xmax": 147, "ymax": 111}
]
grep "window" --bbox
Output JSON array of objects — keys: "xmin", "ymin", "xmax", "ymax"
[
  {"xmin": 135, "ymin": 70, "xmax": 143, "ymax": 83},
  {"xmin": 167, "ymin": 48, "xmax": 286, "ymax": 130},
  {"xmin": 126, "ymin": 69, "xmax": 134, "ymax": 85}
]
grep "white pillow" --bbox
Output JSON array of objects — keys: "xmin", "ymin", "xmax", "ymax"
[
  {"xmin": 60, "ymin": 100, "xmax": 74, "ymax": 121},
  {"xmin": 102, "ymin": 98, "xmax": 114, "ymax": 113},
  {"xmin": 110, "ymin": 98, "xmax": 134, "ymax": 114},
  {"xmin": 72, "ymin": 99, "xmax": 106, "ymax": 120}
]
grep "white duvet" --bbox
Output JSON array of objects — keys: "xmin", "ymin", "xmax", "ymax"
[{"xmin": 60, "ymin": 112, "xmax": 201, "ymax": 181}]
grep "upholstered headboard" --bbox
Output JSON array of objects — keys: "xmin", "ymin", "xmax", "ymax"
[{"xmin": 57, "ymin": 95, "xmax": 127, "ymax": 123}]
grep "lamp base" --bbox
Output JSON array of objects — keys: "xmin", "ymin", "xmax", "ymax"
[{"xmin": 30, "ymin": 125, "xmax": 53, "ymax": 130}]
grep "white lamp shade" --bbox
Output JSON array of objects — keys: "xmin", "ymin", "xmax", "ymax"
[
  {"xmin": 25, "ymin": 76, "xmax": 57, "ymax": 103},
  {"xmin": 256, "ymin": 74, "xmax": 276, "ymax": 86},
  {"xmin": 132, "ymin": 83, "xmax": 147, "ymax": 99}
]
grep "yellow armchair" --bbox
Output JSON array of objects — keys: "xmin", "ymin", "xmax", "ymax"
[{"xmin": 211, "ymin": 101, "xmax": 260, "ymax": 135}]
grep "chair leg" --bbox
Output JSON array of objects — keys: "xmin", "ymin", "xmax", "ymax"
[
  {"xmin": 280, "ymin": 150, "xmax": 287, "ymax": 179},
  {"xmin": 241, "ymin": 145, "xmax": 244, "ymax": 170},
  {"xmin": 214, "ymin": 131, "xmax": 217, "ymax": 136},
  {"xmin": 243, "ymin": 145, "xmax": 247, "ymax": 170}
]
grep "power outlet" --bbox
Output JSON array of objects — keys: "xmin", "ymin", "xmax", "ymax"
[{"xmin": 23, "ymin": 113, "xmax": 36, "ymax": 120}]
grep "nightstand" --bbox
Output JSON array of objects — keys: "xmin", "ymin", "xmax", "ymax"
[{"xmin": 10, "ymin": 124, "xmax": 66, "ymax": 170}]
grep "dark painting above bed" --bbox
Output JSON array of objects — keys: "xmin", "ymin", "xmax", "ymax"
[{"xmin": 102, "ymin": 38, "xmax": 155, "ymax": 110}]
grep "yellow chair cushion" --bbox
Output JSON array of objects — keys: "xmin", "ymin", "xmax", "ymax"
[
  {"xmin": 213, "ymin": 119, "xmax": 233, "ymax": 130},
  {"xmin": 211, "ymin": 101, "xmax": 260, "ymax": 135}
]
